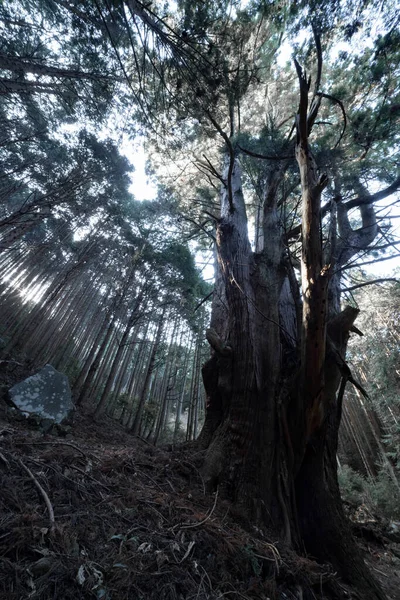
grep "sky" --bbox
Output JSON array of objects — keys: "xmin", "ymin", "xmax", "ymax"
[{"xmin": 120, "ymin": 137, "xmax": 158, "ymax": 202}]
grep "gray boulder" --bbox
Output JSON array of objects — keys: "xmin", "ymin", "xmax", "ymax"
[{"xmin": 9, "ymin": 364, "xmax": 74, "ymax": 423}]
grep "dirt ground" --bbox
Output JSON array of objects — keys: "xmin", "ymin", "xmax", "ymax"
[{"xmin": 0, "ymin": 409, "xmax": 399, "ymax": 600}]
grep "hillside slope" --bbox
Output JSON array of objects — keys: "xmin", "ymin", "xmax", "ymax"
[{"xmin": 0, "ymin": 411, "xmax": 398, "ymax": 600}]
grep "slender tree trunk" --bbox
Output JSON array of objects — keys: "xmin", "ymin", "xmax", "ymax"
[
  {"xmin": 186, "ymin": 328, "xmax": 203, "ymax": 441},
  {"xmin": 94, "ymin": 293, "xmax": 144, "ymax": 418},
  {"xmin": 174, "ymin": 337, "xmax": 192, "ymax": 444},
  {"xmin": 130, "ymin": 308, "xmax": 166, "ymax": 436},
  {"xmin": 152, "ymin": 319, "xmax": 180, "ymax": 444},
  {"xmin": 76, "ymin": 314, "xmax": 118, "ymax": 406},
  {"xmin": 73, "ymin": 310, "xmax": 111, "ymax": 398}
]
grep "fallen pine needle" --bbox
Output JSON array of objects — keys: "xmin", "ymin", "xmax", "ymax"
[{"xmin": 371, "ymin": 566, "xmax": 388, "ymax": 578}]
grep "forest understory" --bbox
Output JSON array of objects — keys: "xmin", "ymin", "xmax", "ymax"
[{"xmin": 0, "ymin": 400, "xmax": 399, "ymax": 600}]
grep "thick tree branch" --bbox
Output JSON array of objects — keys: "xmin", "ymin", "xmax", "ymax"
[
  {"xmin": 288, "ymin": 175, "xmax": 400, "ymax": 241},
  {"xmin": 336, "ymin": 190, "xmax": 378, "ymax": 268},
  {"xmin": 306, "ymin": 27, "xmax": 323, "ymax": 134},
  {"xmin": 238, "ymin": 144, "xmax": 293, "ymax": 161},
  {"xmin": 0, "ymin": 53, "xmax": 121, "ymax": 82},
  {"xmin": 312, "ymin": 25, "xmax": 323, "ymax": 97},
  {"xmin": 345, "ymin": 175, "xmax": 400, "ymax": 209},
  {"xmin": 205, "ymin": 112, "xmax": 235, "ymax": 213},
  {"xmin": 205, "ymin": 328, "xmax": 232, "ymax": 356}
]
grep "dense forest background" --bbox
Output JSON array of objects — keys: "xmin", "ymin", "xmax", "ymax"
[{"xmin": 0, "ymin": 0, "xmax": 400, "ymax": 598}]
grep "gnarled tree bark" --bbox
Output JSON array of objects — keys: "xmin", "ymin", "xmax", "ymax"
[{"xmin": 197, "ymin": 61, "xmax": 386, "ymax": 599}]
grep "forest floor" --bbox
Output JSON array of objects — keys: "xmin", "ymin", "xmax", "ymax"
[{"xmin": 0, "ymin": 408, "xmax": 399, "ymax": 600}]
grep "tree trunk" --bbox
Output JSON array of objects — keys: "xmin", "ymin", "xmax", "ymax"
[
  {"xmin": 295, "ymin": 309, "xmax": 386, "ymax": 598},
  {"xmin": 130, "ymin": 308, "xmax": 166, "ymax": 436},
  {"xmin": 197, "ymin": 133, "xmax": 386, "ymax": 597},
  {"xmin": 152, "ymin": 319, "xmax": 179, "ymax": 444},
  {"xmin": 174, "ymin": 337, "xmax": 192, "ymax": 444},
  {"xmin": 200, "ymin": 157, "xmax": 284, "ymax": 526},
  {"xmin": 76, "ymin": 314, "xmax": 118, "ymax": 406}
]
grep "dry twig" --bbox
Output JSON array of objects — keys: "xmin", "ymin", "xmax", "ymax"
[
  {"xmin": 0, "ymin": 451, "xmax": 10, "ymax": 468},
  {"xmin": 69, "ymin": 464, "xmax": 113, "ymax": 491},
  {"xmin": 177, "ymin": 488, "xmax": 219, "ymax": 530},
  {"xmin": 16, "ymin": 440, "xmax": 91, "ymax": 459},
  {"xmin": 18, "ymin": 458, "xmax": 55, "ymax": 535}
]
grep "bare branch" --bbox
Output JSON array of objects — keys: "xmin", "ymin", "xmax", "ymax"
[
  {"xmin": 178, "ymin": 214, "xmax": 216, "ymax": 242},
  {"xmin": 342, "ymin": 278, "xmax": 399, "ymax": 292},
  {"xmin": 194, "ymin": 290, "xmax": 213, "ymax": 312},
  {"xmin": 198, "ymin": 155, "xmax": 225, "ymax": 185},
  {"xmin": 340, "ymin": 251, "xmax": 400, "ymax": 271},
  {"xmin": 316, "ymin": 92, "xmax": 347, "ymax": 147}
]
